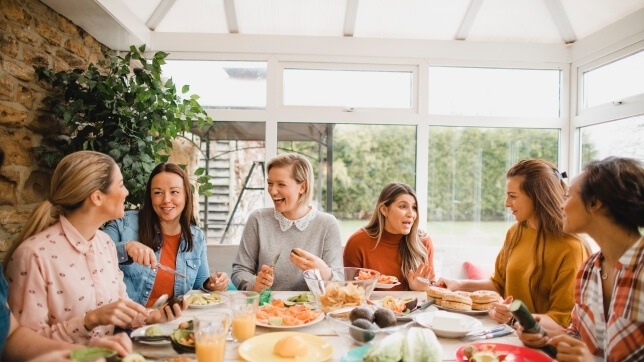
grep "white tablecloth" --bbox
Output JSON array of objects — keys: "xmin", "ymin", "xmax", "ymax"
[{"xmin": 134, "ymin": 290, "xmax": 526, "ymax": 361}]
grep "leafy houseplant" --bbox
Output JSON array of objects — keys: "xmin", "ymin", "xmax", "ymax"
[{"xmin": 36, "ymin": 45, "xmax": 213, "ymax": 207}]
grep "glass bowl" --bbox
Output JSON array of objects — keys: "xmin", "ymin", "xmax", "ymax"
[
  {"xmin": 326, "ymin": 306, "xmax": 415, "ymax": 345},
  {"xmin": 303, "ymin": 267, "xmax": 380, "ymax": 313}
]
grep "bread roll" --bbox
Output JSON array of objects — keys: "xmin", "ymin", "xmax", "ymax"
[{"xmin": 274, "ymin": 335, "xmax": 308, "ymax": 358}]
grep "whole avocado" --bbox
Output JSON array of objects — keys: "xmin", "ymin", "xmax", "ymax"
[
  {"xmin": 350, "ymin": 306, "xmax": 375, "ymax": 323},
  {"xmin": 350, "ymin": 318, "xmax": 378, "ymax": 343},
  {"xmin": 373, "ymin": 307, "xmax": 397, "ymax": 328}
]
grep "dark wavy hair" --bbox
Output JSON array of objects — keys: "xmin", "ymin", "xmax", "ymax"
[
  {"xmin": 138, "ymin": 163, "xmax": 196, "ymax": 252},
  {"xmin": 579, "ymin": 157, "xmax": 644, "ymax": 232}
]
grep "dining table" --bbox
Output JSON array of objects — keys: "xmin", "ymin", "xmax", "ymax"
[{"xmin": 133, "ymin": 290, "xmax": 532, "ymax": 362}]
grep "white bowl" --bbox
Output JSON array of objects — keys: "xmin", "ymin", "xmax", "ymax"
[{"xmin": 414, "ymin": 310, "xmax": 482, "ymax": 338}]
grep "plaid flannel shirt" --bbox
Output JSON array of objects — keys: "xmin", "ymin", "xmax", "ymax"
[{"xmin": 568, "ymin": 236, "xmax": 644, "ymax": 362}]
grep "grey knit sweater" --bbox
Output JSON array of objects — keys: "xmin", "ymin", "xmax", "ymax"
[{"xmin": 231, "ymin": 207, "xmax": 343, "ymax": 291}]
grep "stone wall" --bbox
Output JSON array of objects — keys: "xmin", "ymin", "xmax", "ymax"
[{"xmin": 0, "ymin": 0, "xmax": 110, "ymax": 260}]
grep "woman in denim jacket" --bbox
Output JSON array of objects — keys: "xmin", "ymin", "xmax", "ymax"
[{"xmin": 103, "ymin": 163, "xmax": 230, "ymax": 307}]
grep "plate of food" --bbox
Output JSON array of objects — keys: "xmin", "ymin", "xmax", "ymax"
[
  {"xmin": 456, "ymin": 342, "xmax": 554, "ymax": 362},
  {"xmin": 130, "ymin": 317, "xmax": 191, "ymax": 345},
  {"xmin": 435, "ymin": 290, "xmax": 498, "ymax": 315},
  {"xmin": 414, "ymin": 310, "xmax": 483, "ymax": 338},
  {"xmin": 184, "ymin": 290, "xmax": 227, "ymax": 308},
  {"xmin": 255, "ymin": 302, "xmax": 325, "ymax": 329},
  {"xmin": 239, "ymin": 331, "xmax": 333, "ymax": 362},
  {"xmin": 273, "ymin": 292, "xmax": 316, "ymax": 307},
  {"xmin": 373, "ymin": 295, "xmax": 419, "ymax": 315},
  {"xmin": 375, "ymin": 275, "xmax": 401, "ymax": 289}
]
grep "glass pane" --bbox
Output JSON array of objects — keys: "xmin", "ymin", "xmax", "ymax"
[
  {"xmin": 583, "ymin": 50, "xmax": 644, "ymax": 109},
  {"xmin": 427, "ymin": 126, "xmax": 560, "ymax": 248},
  {"xmin": 428, "ymin": 67, "xmax": 561, "ymax": 117},
  {"xmin": 194, "ymin": 121, "xmax": 266, "ymax": 244},
  {"xmin": 162, "ymin": 60, "xmax": 267, "ymax": 109},
  {"xmin": 580, "ymin": 115, "xmax": 644, "ymax": 166},
  {"xmin": 283, "ymin": 69, "xmax": 413, "ymax": 108},
  {"xmin": 278, "ymin": 123, "xmax": 417, "ymax": 243}
]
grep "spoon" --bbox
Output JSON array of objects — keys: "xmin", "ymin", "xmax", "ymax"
[{"xmin": 151, "ymin": 294, "xmax": 169, "ymax": 309}]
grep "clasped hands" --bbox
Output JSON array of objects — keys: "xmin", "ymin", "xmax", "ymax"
[{"xmin": 253, "ymin": 247, "xmax": 327, "ymax": 292}]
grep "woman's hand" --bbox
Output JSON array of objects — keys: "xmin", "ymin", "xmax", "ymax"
[
  {"xmin": 253, "ymin": 265, "xmax": 274, "ymax": 292},
  {"xmin": 549, "ymin": 334, "xmax": 595, "ymax": 362},
  {"xmin": 407, "ymin": 262, "xmax": 434, "ymax": 291},
  {"xmin": 147, "ymin": 298, "xmax": 187, "ymax": 324},
  {"xmin": 515, "ymin": 315, "xmax": 549, "ymax": 348},
  {"xmin": 489, "ymin": 296, "xmax": 513, "ymax": 324},
  {"xmin": 436, "ymin": 277, "xmax": 460, "ymax": 291},
  {"xmin": 290, "ymin": 248, "xmax": 327, "ymax": 271},
  {"xmin": 125, "ymin": 241, "xmax": 157, "ymax": 268},
  {"xmin": 89, "ymin": 332, "xmax": 133, "ymax": 357},
  {"xmin": 205, "ymin": 271, "xmax": 229, "ymax": 291},
  {"xmin": 84, "ymin": 299, "xmax": 149, "ymax": 330}
]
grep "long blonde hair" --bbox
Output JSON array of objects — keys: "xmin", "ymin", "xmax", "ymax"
[
  {"xmin": 363, "ymin": 182, "xmax": 428, "ymax": 277},
  {"xmin": 5, "ymin": 151, "xmax": 117, "ymax": 265}
]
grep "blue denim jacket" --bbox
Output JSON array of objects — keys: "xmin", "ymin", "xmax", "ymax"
[{"xmin": 102, "ymin": 210, "xmax": 213, "ymax": 306}]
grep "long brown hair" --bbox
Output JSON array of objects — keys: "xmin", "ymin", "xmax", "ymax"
[
  {"xmin": 138, "ymin": 163, "xmax": 196, "ymax": 252},
  {"xmin": 363, "ymin": 182, "xmax": 428, "ymax": 277},
  {"xmin": 501, "ymin": 159, "xmax": 579, "ymax": 309},
  {"xmin": 5, "ymin": 151, "xmax": 117, "ymax": 266}
]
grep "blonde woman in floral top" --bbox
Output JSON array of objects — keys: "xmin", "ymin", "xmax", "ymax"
[{"xmin": 4, "ymin": 151, "xmax": 184, "ymax": 345}]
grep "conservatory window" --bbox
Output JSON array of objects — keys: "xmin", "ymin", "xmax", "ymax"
[
  {"xmin": 428, "ymin": 66, "xmax": 561, "ymax": 118},
  {"xmin": 162, "ymin": 60, "xmax": 267, "ymax": 109}
]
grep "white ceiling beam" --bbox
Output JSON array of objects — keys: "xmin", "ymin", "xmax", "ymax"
[
  {"xmin": 224, "ymin": 0, "xmax": 239, "ymax": 34},
  {"xmin": 543, "ymin": 0, "xmax": 577, "ymax": 44},
  {"xmin": 455, "ymin": 0, "xmax": 483, "ymax": 41},
  {"xmin": 146, "ymin": 0, "xmax": 176, "ymax": 31},
  {"xmin": 40, "ymin": 0, "xmax": 149, "ymax": 50},
  {"xmin": 343, "ymin": 0, "xmax": 359, "ymax": 37}
]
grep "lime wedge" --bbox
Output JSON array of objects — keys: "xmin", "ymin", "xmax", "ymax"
[{"xmin": 268, "ymin": 317, "xmax": 283, "ymax": 326}]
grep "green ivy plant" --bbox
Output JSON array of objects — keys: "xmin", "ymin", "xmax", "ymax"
[{"xmin": 36, "ymin": 45, "xmax": 214, "ymax": 207}]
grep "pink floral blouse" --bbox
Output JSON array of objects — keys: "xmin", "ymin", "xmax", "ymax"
[{"xmin": 6, "ymin": 216, "xmax": 129, "ymax": 344}]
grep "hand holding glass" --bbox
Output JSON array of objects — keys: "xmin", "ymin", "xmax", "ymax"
[
  {"xmin": 194, "ymin": 311, "xmax": 231, "ymax": 362},
  {"xmin": 230, "ymin": 291, "xmax": 259, "ymax": 341}
]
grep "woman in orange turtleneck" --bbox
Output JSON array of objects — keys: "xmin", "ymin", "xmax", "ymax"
[{"xmin": 343, "ymin": 182, "xmax": 435, "ymax": 291}]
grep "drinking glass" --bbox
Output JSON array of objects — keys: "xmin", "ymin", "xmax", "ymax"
[
  {"xmin": 229, "ymin": 291, "xmax": 259, "ymax": 341},
  {"xmin": 194, "ymin": 311, "xmax": 231, "ymax": 362}
]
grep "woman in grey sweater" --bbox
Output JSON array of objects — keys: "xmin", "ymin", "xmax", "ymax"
[{"xmin": 232, "ymin": 153, "xmax": 343, "ymax": 291}]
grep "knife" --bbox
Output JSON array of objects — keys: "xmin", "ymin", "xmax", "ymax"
[
  {"xmin": 155, "ymin": 263, "xmax": 187, "ymax": 280},
  {"xmin": 465, "ymin": 324, "xmax": 507, "ymax": 338},
  {"xmin": 464, "ymin": 329, "xmax": 514, "ymax": 341},
  {"xmin": 131, "ymin": 335, "xmax": 171, "ymax": 343}
]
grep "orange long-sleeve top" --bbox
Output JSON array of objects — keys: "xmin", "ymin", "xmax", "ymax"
[{"xmin": 343, "ymin": 228, "xmax": 434, "ymax": 291}]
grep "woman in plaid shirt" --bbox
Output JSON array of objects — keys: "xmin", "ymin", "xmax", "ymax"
[{"xmin": 518, "ymin": 157, "xmax": 643, "ymax": 362}]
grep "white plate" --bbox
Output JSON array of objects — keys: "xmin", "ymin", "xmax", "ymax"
[
  {"xmin": 131, "ymin": 316, "xmax": 193, "ymax": 345},
  {"xmin": 375, "ymin": 282, "xmax": 401, "ymax": 289},
  {"xmin": 371, "ymin": 296, "xmax": 418, "ymax": 315},
  {"xmin": 256, "ymin": 310, "xmax": 325, "ymax": 329},
  {"xmin": 185, "ymin": 291, "xmax": 227, "ymax": 309},
  {"xmin": 414, "ymin": 310, "xmax": 483, "ymax": 338},
  {"xmin": 130, "ymin": 324, "xmax": 175, "ymax": 345},
  {"xmin": 436, "ymin": 304, "xmax": 491, "ymax": 315}
]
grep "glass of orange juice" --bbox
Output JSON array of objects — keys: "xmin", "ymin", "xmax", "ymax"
[
  {"xmin": 229, "ymin": 291, "xmax": 259, "ymax": 342},
  {"xmin": 194, "ymin": 311, "xmax": 231, "ymax": 362}
]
